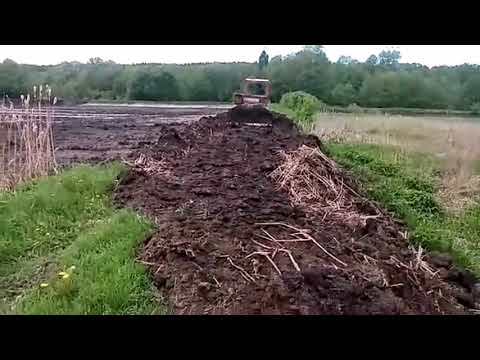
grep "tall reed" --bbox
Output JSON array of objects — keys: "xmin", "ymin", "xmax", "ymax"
[{"xmin": 0, "ymin": 85, "xmax": 57, "ymax": 190}]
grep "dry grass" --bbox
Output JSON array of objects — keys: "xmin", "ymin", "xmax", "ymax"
[
  {"xmin": 123, "ymin": 153, "xmax": 172, "ymax": 177},
  {"xmin": 270, "ymin": 145, "xmax": 352, "ymax": 213},
  {"xmin": 269, "ymin": 145, "xmax": 379, "ymax": 228},
  {"xmin": 0, "ymin": 86, "xmax": 57, "ymax": 190},
  {"xmin": 313, "ymin": 112, "xmax": 480, "ymax": 212}
]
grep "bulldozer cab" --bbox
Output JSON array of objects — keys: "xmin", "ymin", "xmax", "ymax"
[{"xmin": 233, "ymin": 78, "xmax": 271, "ymax": 106}]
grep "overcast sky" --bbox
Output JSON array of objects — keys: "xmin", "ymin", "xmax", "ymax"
[{"xmin": 1, "ymin": 45, "xmax": 479, "ymax": 67}]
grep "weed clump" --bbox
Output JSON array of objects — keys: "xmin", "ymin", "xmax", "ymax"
[{"xmin": 279, "ymin": 91, "xmax": 326, "ymax": 130}]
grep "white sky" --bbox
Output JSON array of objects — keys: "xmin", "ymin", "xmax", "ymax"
[{"xmin": 1, "ymin": 45, "xmax": 479, "ymax": 67}]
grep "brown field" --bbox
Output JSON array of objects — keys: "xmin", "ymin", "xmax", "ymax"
[
  {"xmin": 1, "ymin": 104, "xmax": 230, "ymax": 171},
  {"xmin": 51, "ymin": 105, "xmax": 232, "ymax": 165}
]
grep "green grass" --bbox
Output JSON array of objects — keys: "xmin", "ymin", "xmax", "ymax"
[
  {"xmin": 326, "ymin": 143, "xmax": 480, "ymax": 275},
  {"xmin": 328, "ymin": 105, "xmax": 475, "ymax": 117},
  {"xmin": 0, "ymin": 163, "xmax": 162, "ymax": 315},
  {"xmin": 271, "ymin": 101, "xmax": 476, "ymax": 117},
  {"xmin": 270, "ymin": 103, "xmax": 317, "ymax": 132}
]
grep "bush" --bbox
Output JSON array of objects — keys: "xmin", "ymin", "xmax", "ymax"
[
  {"xmin": 346, "ymin": 103, "xmax": 365, "ymax": 114},
  {"xmin": 470, "ymin": 102, "xmax": 480, "ymax": 115},
  {"xmin": 279, "ymin": 91, "xmax": 325, "ymax": 129}
]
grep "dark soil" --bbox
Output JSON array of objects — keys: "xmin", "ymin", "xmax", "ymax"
[
  {"xmin": 114, "ymin": 106, "xmax": 475, "ymax": 315},
  {"xmin": 50, "ymin": 105, "xmax": 225, "ymax": 166},
  {"xmin": 1, "ymin": 104, "xmax": 226, "ymax": 171}
]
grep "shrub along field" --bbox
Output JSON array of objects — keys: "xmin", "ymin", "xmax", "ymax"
[{"xmin": 272, "ymin": 92, "xmax": 480, "ymax": 276}]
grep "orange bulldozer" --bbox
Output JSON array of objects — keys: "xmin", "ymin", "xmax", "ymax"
[{"xmin": 233, "ymin": 78, "xmax": 272, "ymax": 107}]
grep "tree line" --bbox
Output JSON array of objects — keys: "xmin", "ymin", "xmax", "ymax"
[{"xmin": 1, "ymin": 46, "xmax": 480, "ymax": 111}]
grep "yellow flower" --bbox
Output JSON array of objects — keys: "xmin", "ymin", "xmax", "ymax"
[
  {"xmin": 69, "ymin": 266, "xmax": 76, "ymax": 271},
  {"xmin": 40, "ymin": 283, "xmax": 49, "ymax": 288},
  {"xmin": 62, "ymin": 273, "xmax": 70, "ymax": 279},
  {"xmin": 58, "ymin": 271, "xmax": 67, "ymax": 277}
]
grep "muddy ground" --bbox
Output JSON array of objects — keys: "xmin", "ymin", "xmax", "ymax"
[
  {"xmin": 1, "ymin": 104, "xmax": 229, "ymax": 167},
  {"xmin": 51, "ymin": 105, "xmax": 228, "ymax": 166},
  {"xmin": 2, "ymin": 104, "xmax": 478, "ymax": 314}
]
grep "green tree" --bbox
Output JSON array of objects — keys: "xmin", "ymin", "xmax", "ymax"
[
  {"xmin": 378, "ymin": 49, "xmax": 401, "ymax": 68},
  {"xmin": 112, "ymin": 68, "xmax": 133, "ymax": 100},
  {"xmin": 258, "ymin": 50, "xmax": 269, "ymax": 71},
  {"xmin": 366, "ymin": 55, "xmax": 378, "ymax": 66},
  {"xmin": 337, "ymin": 56, "xmax": 358, "ymax": 65},
  {"xmin": 0, "ymin": 59, "xmax": 27, "ymax": 97},
  {"xmin": 359, "ymin": 72, "xmax": 402, "ymax": 107},
  {"xmin": 338, "ymin": 56, "xmax": 351, "ymax": 65},
  {"xmin": 1, "ymin": 48, "xmax": 478, "ymax": 111},
  {"xmin": 462, "ymin": 74, "xmax": 480, "ymax": 108},
  {"xmin": 88, "ymin": 57, "xmax": 105, "ymax": 65},
  {"xmin": 184, "ymin": 70, "xmax": 215, "ymax": 101},
  {"xmin": 331, "ymin": 83, "xmax": 357, "ymax": 106},
  {"xmin": 130, "ymin": 70, "xmax": 179, "ymax": 101}
]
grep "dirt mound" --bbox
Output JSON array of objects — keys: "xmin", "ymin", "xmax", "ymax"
[
  {"xmin": 115, "ymin": 106, "xmax": 475, "ymax": 315},
  {"xmin": 218, "ymin": 105, "xmax": 298, "ymax": 131}
]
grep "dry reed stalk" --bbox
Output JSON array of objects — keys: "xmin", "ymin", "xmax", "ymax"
[
  {"xmin": 256, "ymin": 222, "xmax": 348, "ymax": 267},
  {"xmin": 0, "ymin": 86, "xmax": 57, "ymax": 190}
]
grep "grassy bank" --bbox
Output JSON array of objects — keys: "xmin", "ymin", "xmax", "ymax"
[
  {"xmin": 272, "ymin": 101, "xmax": 480, "ymax": 276},
  {"xmin": 328, "ymin": 106, "xmax": 474, "ymax": 117},
  {"xmin": 326, "ymin": 144, "xmax": 480, "ymax": 275},
  {"xmin": 271, "ymin": 102, "xmax": 478, "ymax": 118},
  {"xmin": 0, "ymin": 164, "xmax": 162, "ymax": 315}
]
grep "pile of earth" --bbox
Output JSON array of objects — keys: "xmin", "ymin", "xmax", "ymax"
[{"xmin": 115, "ymin": 105, "xmax": 479, "ymax": 315}]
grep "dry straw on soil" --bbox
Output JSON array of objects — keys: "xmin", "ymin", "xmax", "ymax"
[
  {"xmin": 0, "ymin": 85, "xmax": 57, "ymax": 190},
  {"xmin": 270, "ymin": 144, "xmax": 378, "ymax": 228},
  {"xmin": 270, "ymin": 145, "xmax": 353, "ymax": 212}
]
